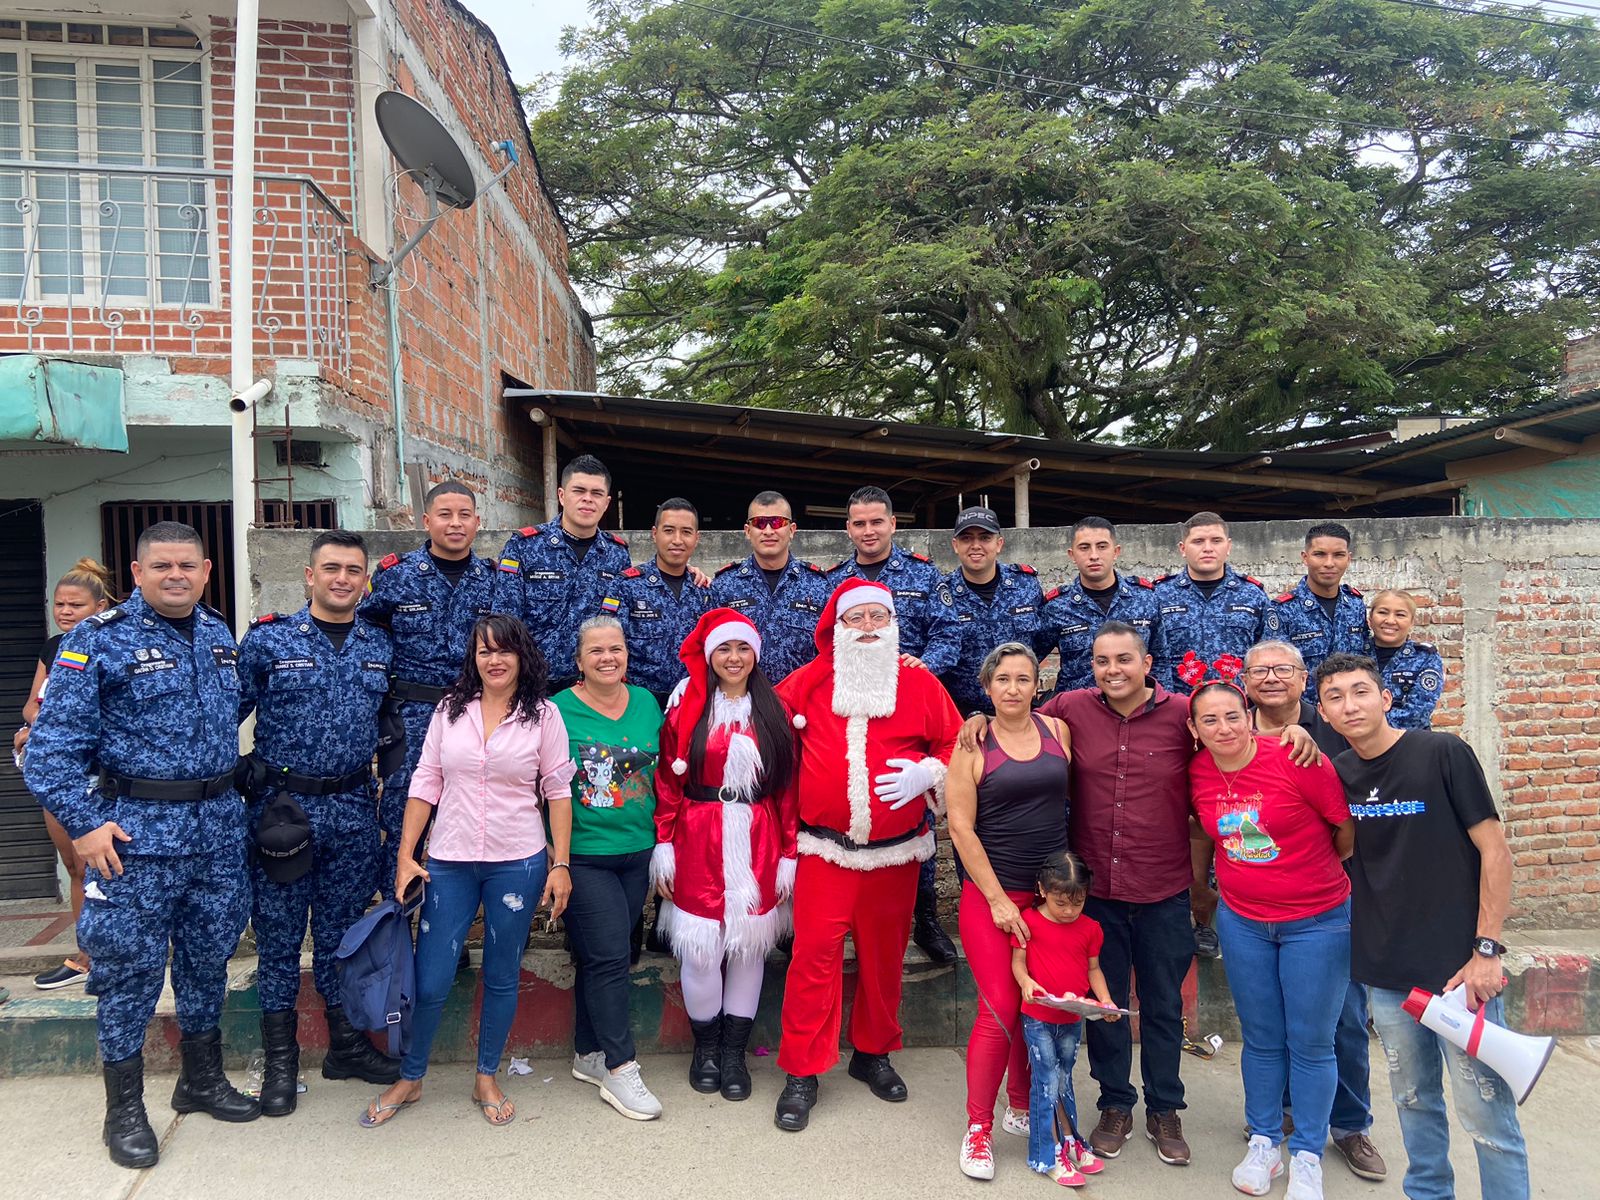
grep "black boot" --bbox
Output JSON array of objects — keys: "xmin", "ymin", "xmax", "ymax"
[
  {"xmin": 912, "ymin": 877, "xmax": 958, "ymax": 965},
  {"xmin": 259, "ymin": 1010, "xmax": 299, "ymax": 1117},
  {"xmin": 321, "ymin": 1006, "xmax": 401, "ymax": 1084},
  {"xmin": 644, "ymin": 895, "xmax": 669, "ymax": 954},
  {"xmin": 170, "ymin": 1029, "xmax": 261, "ymax": 1122},
  {"xmin": 774, "ymin": 1073, "xmax": 818, "ymax": 1132},
  {"xmin": 102, "ymin": 1054, "xmax": 159, "ymax": 1169},
  {"xmin": 719, "ymin": 1015, "xmax": 754, "ymax": 1102},
  {"xmin": 688, "ymin": 1015, "xmax": 722, "ymax": 1094},
  {"xmin": 848, "ymin": 1048, "xmax": 908, "ymax": 1102}
]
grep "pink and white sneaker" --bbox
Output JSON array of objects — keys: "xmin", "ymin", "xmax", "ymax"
[
  {"xmin": 960, "ymin": 1122, "xmax": 996, "ymax": 1180},
  {"xmin": 1067, "ymin": 1137, "xmax": 1105, "ymax": 1176},
  {"xmin": 1048, "ymin": 1144, "xmax": 1089, "ymax": 1187}
]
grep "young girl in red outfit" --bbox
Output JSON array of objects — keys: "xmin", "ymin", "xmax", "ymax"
[{"xmin": 652, "ymin": 608, "xmax": 799, "ymax": 1101}]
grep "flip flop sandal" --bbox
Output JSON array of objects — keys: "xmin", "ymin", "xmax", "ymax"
[
  {"xmin": 474, "ymin": 1094, "xmax": 515, "ymax": 1126},
  {"xmin": 359, "ymin": 1096, "xmax": 417, "ymax": 1128}
]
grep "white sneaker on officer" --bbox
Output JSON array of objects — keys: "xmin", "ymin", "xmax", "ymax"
[
  {"xmin": 599, "ymin": 1060, "xmax": 662, "ymax": 1120},
  {"xmin": 1285, "ymin": 1151, "xmax": 1324, "ymax": 1200},
  {"xmin": 1001, "ymin": 1106, "xmax": 1030, "ymax": 1136},
  {"xmin": 1233, "ymin": 1135, "xmax": 1284, "ymax": 1196},
  {"xmin": 960, "ymin": 1122, "xmax": 996, "ymax": 1180},
  {"xmin": 571, "ymin": 1050, "xmax": 606, "ymax": 1087}
]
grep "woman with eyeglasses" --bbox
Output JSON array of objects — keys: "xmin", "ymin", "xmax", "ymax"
[
  {"xmin": 709, "ymin": 491, "xmax": 831, "ymax": 683},
  {"xmin": 1187, "ymin": 681, "xmax": 1354, "ymax": 1200}
]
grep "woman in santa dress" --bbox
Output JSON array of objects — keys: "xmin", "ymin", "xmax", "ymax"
[{"xmin": 651, "ymin": 608, "xmax": 799, "ymax": 1102}]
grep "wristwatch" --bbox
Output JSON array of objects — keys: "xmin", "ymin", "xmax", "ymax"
[{"xmin": 1473, "ymin": 936, "xmax": 1507, "ymax": 958}]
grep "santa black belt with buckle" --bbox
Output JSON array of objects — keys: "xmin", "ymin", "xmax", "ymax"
[
  {"xmin": 686, "ymin": 784, "xmax": 754, "ymax": 804},
  {"xmin": 101, "ymin": 770, "xmax": 235, "ymax": 801},
  {"xmin": 389, "ymin": 678, "xmax": 447, "ymax": 704},
  {"xmin": 800, "ymin": 822, "xmax": 922, "ymax": 851}
]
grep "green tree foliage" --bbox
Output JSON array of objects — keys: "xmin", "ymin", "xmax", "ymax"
[{"xmin": 533, "ymin": 0, "xmax": 1600, "ymax": 448}]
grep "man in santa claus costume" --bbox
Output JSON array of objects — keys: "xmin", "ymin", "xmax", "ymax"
[{"xmin": 772, "ymin": 579, "xmax": 961, "ymax": 1131}]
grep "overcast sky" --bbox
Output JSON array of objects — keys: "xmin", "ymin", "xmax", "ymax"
[{"xmin": 460, "ymin": 0, "xmax": 592, "ymax": 83}]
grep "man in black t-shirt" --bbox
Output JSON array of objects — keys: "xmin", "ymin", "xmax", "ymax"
[{"xmin": 1315, "ymin": 653, "xmax": 1529, "ymax": 1200}]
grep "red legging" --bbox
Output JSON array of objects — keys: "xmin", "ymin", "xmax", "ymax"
[{"xmin": 959, "ymin": 879, "xmax": 1034, "ymax": 1128}]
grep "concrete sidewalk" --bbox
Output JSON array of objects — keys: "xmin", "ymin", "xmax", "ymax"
[{"xmin": 5, "ymin": 1041, "xmax": 1596, "ymax": 1200}]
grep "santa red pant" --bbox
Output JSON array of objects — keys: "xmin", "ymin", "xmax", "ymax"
[{"xmin": 777, "ymin": 855, "xmax": 919, "ymax": 1077}]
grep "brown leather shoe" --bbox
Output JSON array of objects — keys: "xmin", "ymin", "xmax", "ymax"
[
  {"xmin": 1087, "ymin": 1108, "xmax": 1134, "ymax": 1158},
  {"xmin": 1146, "ymin": 1110, "xmax": 1191, "ymax": 1166},
  {"xmin": 1334, "ymin": 1132, "xmax": 1388, "ymax": 1181}
]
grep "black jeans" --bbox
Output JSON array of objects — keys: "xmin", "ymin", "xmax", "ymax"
[
  {"xmin": 1083, "ymin": 890, "xmax": 1191, "ymax": 1114},
  {"xmin": 565, "ymin": 848, "xmax": 652, "ymax": 1070}
]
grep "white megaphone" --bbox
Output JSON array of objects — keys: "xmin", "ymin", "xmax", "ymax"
[{"xmin": 1402, "ymin": 984, "xmax": 1554, "ymax": 1105}]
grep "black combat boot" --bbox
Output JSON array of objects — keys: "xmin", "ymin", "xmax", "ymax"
[
  {"xmin": 102, "ymin": 1054, "xmax": 159, "ymax": 1168},
  {"xmin": 912, "ymin": 877, "xmax": 958, "ymax": 965},
  {"xmin": 719, "ymin": 1014, "xmax": 755, "ymax": 1102},
  {"xmin": 321, "ymin": 1005, "xmax": 401, "ymax": 1083},
  {"xmin": 688, "ymin": 1015, "xmax": 722, "ymax": 1093},
  {"xmin": 774, "ymin": 1073, "xmax": 819, "ymax": 1132},
  {"xmin": 259, "ymin": 1009, "xmax": 299, "ymax": 1117},
  {"xmin": 170, "ymin": 1028, "xmax": 262, "ymax": 1121}
]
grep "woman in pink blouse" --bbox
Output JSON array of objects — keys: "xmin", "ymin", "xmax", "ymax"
[{"xmin": 361, "ymin": 615, "xmax": 575, "ymax": 1129}]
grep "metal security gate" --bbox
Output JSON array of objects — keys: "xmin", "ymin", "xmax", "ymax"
[{"xmin": 0, "ymin": 500, "xmax": 54, "ymax": 899}]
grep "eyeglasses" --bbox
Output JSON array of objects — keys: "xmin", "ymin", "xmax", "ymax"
[
  {"xmin": 1243, "ymin": 663, "xmax": 1304, "ymax": 680},
  {"xmin": 841, "ymin": 607, "xmax": 892, "ymax": 628},
  {"xmin": 746, "ymin": 515, "xmax": 793, "ymax": 531}
]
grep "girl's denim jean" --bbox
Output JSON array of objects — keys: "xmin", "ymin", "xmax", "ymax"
[
  {"xmin": 1021, "ymin": 1014, "xmax": 1084, "ymax": 1173},
  {"xmin": 402, "ymin": 852, "xmax": 547, "ymax": 1080}
]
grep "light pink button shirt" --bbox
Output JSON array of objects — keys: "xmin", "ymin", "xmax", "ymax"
[{"xmin": 408, "ymin": 698, "xmax": 577, "ymax": 862}]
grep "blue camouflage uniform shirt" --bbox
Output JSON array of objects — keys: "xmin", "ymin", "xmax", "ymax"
[
  {"xmin": 1381, "ymin": 640, "xmax": 1445, "ymax": 730},
  {"xmin": 1265, "ymin": 577, "xmax": 1372, "ymax": 672},
  {"xmin": 237, "ymin": 606, "xmax": 393, "ymax": 776},
  {"xmin": 23, "ymin": 589, "xmax": 245, "ymax": 854},
  {"xmin": 605, "ymin": 560, "xmax": 712, "ymax": 699},
  {"xmin": 1149, "ymin": 566, "xmax": 1270, "ymax": 694},
  {"xmin": 358, "ymin": 542, "xmax": 496, "ymax": 688},
  {"xmin": 709, "ymin": 554, "xmax": 831, "ymax": 683},
  {"xmin": 1040, "ymin": 572, "xmax": 1160, "ymax": 694},
  {"xmin": 492, "ymin": 520, "xmax": 632, "ymax": 680},
  {"xmin": 825, "ymin": 547, "xmax": 944, "ymax": 658},
  {"xmin": 923, "ymin": 563, "xmax": 1049, "ymax": 714}
]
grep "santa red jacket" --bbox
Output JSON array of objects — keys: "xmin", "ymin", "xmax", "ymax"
[
  {"xmin": 777, "ymin": 660, "xmax": 960, "ymax": 870},
  {"xmin": 650, "ymin": 692, "xmax": 799, "ymax": 967}
]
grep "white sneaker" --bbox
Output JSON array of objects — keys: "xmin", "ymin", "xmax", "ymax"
[
  {"xmin": 571, "ymin": 1050, "xmax": 606, "ymax": 1087},
  {"xmin": 960, "ymin": 1122, "xmax": 996, "ymax": 1180},
  {"xmin": 1001, "ymin": 1106, "xmax": 1030, "ymax": 1136},
  {"xmin": 1232, "ymin": 1135, "xmax": 1284, "ymax": 1196},
  {"xmin": 1285, "ymin": 1151, "xmax": 1324, "ymax": 1200},
  {"xmin": 599, "ymin": 1060, "xmax": 662, "ymax": 1120}
]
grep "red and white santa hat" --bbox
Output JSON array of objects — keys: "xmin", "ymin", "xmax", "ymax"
[
  {"xmin": 810, "ymin": 578, "xmax": 896, "ymax": 654},
  {"xmin": 669, "ymin": 607, "xmax": 762, "ymax": 776}
]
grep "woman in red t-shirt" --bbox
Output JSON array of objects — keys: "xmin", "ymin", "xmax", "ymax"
[{"xmin": 1187, "ymin": 681, "xmax": 1354, "ymax": 1200}]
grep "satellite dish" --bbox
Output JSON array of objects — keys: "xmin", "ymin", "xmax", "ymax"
[{"xmin": 370, "ymin": 90, "xmax": 520, "ymax": 287}]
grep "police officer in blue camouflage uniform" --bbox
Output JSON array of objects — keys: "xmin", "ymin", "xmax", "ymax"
[
  {"xmin": 710, "ymin": 490, "xmax": 831, "ymax": 682},
  {"xmin": 25, "ymin": 521, "xmax": 260, "ymax": 1169},
  {"xmin": 1040, "ymin": 516, "xmax": 1159, "ymax": 694},
  {"xmin": 825, "ymin": 486, "xmax": 943, "ymax": 658},
  {"xmin": 359, "ymin": 481, "xmax": 495, "ymax": 896},
  {"xmin": 1369, "ymin": 588, "xmax": 1445, "ymax": 729},
  {"xmin": 492, "ymin": 454, "xmax": 631, "ymax": 691},
  {"xmin": 239, "ymin": 530, "xmax": 404, "ymax": 1118},
  {"xmin": 1265, "ymin": 522, "xmax": 1372, "ymax": 672},
  {"xmin": 1149, "ymin": 512, "xmax": 1271, "ymax": 694},
  {"xmin": 825, "ymin": 485, "xmax": 955, "ymax": 962},
  {"xmin": 607, "ymin": 497, "xmax": 711, "ymax": 708},
  {"xmin": 923, "ymin": 506, "xmax": 1049, "ymax": 716}
]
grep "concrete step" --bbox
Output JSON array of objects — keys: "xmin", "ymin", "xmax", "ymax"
[{"xmin": 2, "ymin": 935, "xmax": 1594, "ymax": 1077}]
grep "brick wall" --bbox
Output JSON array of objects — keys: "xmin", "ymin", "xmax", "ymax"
[{"xmin": 1563, "ymin": 333, "xmax": 1600, "ymax": 399}]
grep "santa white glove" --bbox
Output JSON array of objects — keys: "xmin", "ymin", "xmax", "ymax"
[{"xmin": 874, "ymin": 757, "xmax": 935, "ymax": 810}]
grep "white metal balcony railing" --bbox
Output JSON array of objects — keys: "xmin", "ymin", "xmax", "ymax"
[{"xmin": 1, "ymin": 159, "xmax": 350, "ymax": 375}]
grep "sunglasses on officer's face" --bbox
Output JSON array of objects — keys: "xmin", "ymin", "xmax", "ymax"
[{"xmin": 746, "ymin": 515, "xmax": 793, "ymax": 531}]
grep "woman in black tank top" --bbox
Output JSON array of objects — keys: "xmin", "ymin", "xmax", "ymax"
[{"xmin": 946, "ymin": 643, "xmax": 1071, "ymax": 1177}]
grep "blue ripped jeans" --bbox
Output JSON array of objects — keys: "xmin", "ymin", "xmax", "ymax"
[
  {"xmin": 1021, "ymin": 1015, "xmax": 1084, "ymax": 1173},
  {"xmin": 403, "ymin": 852, "xmax": 547, "ymax": 1080}
]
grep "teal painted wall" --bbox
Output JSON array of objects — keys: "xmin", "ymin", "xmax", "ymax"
[{"xmin": 1462, "ymin": 455, "xmax": 1600, "ymax": 518}]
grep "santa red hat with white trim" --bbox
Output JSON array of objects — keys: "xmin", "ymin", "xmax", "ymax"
[
  {"xmin": 811, "ymin": 579, "xmax": 896, "ymax": 653},
  {"xmin": 668, "ymin": 607, "xmax": 763, "ymax": 776}
]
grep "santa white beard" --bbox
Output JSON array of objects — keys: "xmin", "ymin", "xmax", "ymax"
[{"xmin": 832, "ymin": 623, "xmax": 900, "ymax": 719}]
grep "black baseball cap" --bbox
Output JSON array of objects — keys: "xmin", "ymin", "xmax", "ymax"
[
  {"xmin": 256, "ymin": 791, "xmax": 313, "ymax": 883},
  {"xmin": 953, "ymin": 506, "xmax": 1002, "ymax": 535}
]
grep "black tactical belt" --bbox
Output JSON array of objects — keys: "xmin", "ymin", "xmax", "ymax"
[
  {"xmin": 389, "ymin": 679, "xmax": 447, "ymax": 704},
  {"xmin": 799, "ymin": 821, "xmax": 922, "ymax": 852},
  {"xmin": 102, "ymin": 770, "xmax": 235, "ymax": 802},
  {"xmin": 687, "ymin": 783, "xmax": 755, "ymax": 805},
  {"xmin": 261, "ymin": 762, "xmax": 373, "ymax": 797}
]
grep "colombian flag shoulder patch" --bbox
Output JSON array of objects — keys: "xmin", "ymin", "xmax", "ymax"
[{"xmin": 54, "ymin": 649, "xmax": 89, "ymax": 671}]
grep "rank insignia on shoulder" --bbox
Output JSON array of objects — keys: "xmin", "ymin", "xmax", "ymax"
[
  {"xmin": 1244, "ymin": 575, "xmax": 1265, "ymax": 589},
  {"xmin": 908, "ymin": 551, "xmax": 931, "ymax": 563},
  {"xmin": 1018, "ymin": 563, "xmax": 1037, "ymax": 575},
  {"xmin": 53, "ymin": 648, "xmax": 90, "ymax": 671},
  {"xmin": 803, "ymin": 561, "xmax": 824, "ymax": 573},
  {"xmin": 1136, "ymin": 577, "xmax": 1155, "ymax": 589},
  {"xmin": 715, "ymin": 561, "xmax": 741, "ymax": 575},
  {"xmin": 622, "ymin": 566, "xmax": 643, "ymax": 578},
  {"xmin": 607, "ymin": 531, "xmax": 628, "ymax": 546},
  {"xmin": 498, "ymin": 558, "xmax": 521, "ymax": 573},
  {"xmin": 249, "ymin": 612, "xmax": 283, "ymax": 628},
  {"xmin": 377, "ymin": 553, "xmax": 400, "ymax": 571},
  {"xmin": 518, "ymin": 526, "xmax": 537, "ymax": 537},
  {"xmin": 1043, "ymin": 587, "xmax": 1062, "ymax": 602},
  {"xmin": 1347, "ymin": 585, "xmax": 1363, "ymax": 597},
  {"xmin": 1275, "ymin": 591, "xmax": 1295, "ymax": 603},
  {"xmin": 85, "ymin": 607, "xmax": 126, "ymax": 626},
  {"xmin": 1155, "ymin": 573, "xmax": 1176, "ymax": 584}
]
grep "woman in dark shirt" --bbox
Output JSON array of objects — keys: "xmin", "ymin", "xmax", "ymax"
[{"xmin": 947, "ymin": 642, "xmax": 1071, "ymax": 1181}]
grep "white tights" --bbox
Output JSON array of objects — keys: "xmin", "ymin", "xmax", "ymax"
[{"xmin": 680, "ymin": 949, "xmax": 766, "ymax": 1022}]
